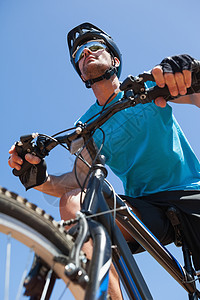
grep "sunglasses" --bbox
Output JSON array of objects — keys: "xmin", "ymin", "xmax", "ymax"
[{"xmin": 72, "ymin": 41, "xmax": 107, "ymax": 64}]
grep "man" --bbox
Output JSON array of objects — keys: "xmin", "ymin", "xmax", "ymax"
[{"xmin": 8, "ymin": 23, "xmax": 200, "ymax": 299}]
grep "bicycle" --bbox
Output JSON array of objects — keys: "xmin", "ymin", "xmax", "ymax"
[{"xmin": 2, "ymin": 65, "xmax": 200, "ymax": 300}]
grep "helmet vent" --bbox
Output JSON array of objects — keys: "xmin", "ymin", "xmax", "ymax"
[{"xmin": 75, "ymin": 32, "xmax": 79, "ymax": 39}]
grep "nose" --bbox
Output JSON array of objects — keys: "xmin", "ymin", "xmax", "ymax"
[{"xmin": 82, "ymin": 47, "xmax": 93, "ymax": 57}]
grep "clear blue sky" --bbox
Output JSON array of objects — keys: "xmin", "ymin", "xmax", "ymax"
[{"xmin": 1, "ymin": 0, "xmax": 200, "ymax": 299}]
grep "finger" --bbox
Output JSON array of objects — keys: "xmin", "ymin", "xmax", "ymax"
[
  {"xmin": 183, "ymin": 70, "xmax": 192, "ymax": 88},
  {"xmin": 154, "ymin": 97, "xmax": 167, "ymax": 108},
  {"xmin": 8, "ymin": 145, "xmax": 16, "ymax": 154},
  {"xmin": 25, "ymin": 153, "xmax": 41, "ymax": 164},
  {"xmin": 8, "ymin": 160, "xmax": 22, "ymax": 170},
  {"xmin": 174, "ymin": 72, "xmax": 187, "ymax": 95},
  {"xmin": 151, "ymin": 66, "xmax": 165, "ymax": 88},
  {"xmin": 164, "ymin": 73, "xmax": 179, "ymax": 97},
  {"xmin": 10, "ymin": 153, "xmax": 23, "ymax": 165},
  {"xmin": 8, "ymin": 154, "xmax": 23, "ymax": 170}
]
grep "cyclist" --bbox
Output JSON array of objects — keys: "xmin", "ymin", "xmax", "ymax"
[{"xmin": 8, "ymin": 23, "xmax": 200, "ymax": 299}]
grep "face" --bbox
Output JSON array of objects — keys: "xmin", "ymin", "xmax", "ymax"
[{"xmin": 76, "ymin": 41, "xmax": 117, "ymax": 81}]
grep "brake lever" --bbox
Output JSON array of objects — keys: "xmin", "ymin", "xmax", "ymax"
[{"xmin": 138, "ymin": 71, "xmax": 175, "ymax": 102}]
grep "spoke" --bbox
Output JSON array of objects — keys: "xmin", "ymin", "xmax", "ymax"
[
  {"xmin": 15, "ymin": 248, "xmax": 33, "ymax": 300},
  {"xmin": 41, "ymin": 268, "xmax": 53, "ymax": 300},
  {"xmin": 4, "ymin": 233, "xmax": 11, "ymax": 300}
]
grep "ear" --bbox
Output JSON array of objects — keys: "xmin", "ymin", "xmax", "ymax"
[{"xmin": 113, "ymin": 57, "xmax": 120, "ymax": 68}]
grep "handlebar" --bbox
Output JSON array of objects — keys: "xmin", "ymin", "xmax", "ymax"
[{"xmin": 12, "ymin": 63, "xmax": 200, "ymax": 177}]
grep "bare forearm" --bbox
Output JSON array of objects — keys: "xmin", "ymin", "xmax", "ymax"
[
  {"xmin": 34, "ymin": 172, "xmax": 79, "ymax": 198},
  {"xmin": 34, "ymin": 148, "xmax": 91, "ymax": 197},
  {"xmin": 171, "ymin": 93, "xmax": 200, "ymax": 107},
  {"xmin": 189, "ymin": 93, "xmax": 200, "ymax": 107}
]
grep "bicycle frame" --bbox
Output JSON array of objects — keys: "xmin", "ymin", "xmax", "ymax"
[{"xmin": 78, "ymin": 156, "xmax": 200, "ymax": 299}]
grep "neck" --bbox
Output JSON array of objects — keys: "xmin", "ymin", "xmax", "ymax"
[{"xmin": 91, "ymin": 75, "xmax": 120, "ymax": 106}]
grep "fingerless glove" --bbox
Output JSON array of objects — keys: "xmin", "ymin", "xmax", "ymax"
[
  {"xmin": 19, "ymin": 159, "xmax": 48, "ymax": 190},
  {"xmin": 159, "ymin": 54, "xmax": 195, "ymax": 73}
]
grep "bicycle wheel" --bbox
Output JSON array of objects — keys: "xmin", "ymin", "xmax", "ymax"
[{"xmin": 0, "ymin": 186, "xmax": 87, "ymax": 300}]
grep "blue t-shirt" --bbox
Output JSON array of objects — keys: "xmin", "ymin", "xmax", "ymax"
[{"xmin": 77, "ymin": 89, "xmax": 200, "ymax": 198}]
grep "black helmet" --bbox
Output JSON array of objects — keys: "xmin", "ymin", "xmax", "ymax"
[{"xmin": 67, "ymin": 22, "xmax": 122, "ymax": 79}]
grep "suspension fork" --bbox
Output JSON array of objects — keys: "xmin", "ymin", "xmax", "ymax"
[{"xmin": 65, "ymin": 210, "xmax": 112, "ymax": 300}]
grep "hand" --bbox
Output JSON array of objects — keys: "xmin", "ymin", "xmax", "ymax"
[
  {"xmin": 152, "ymin": 54, "xmax": 194, "ymax": 107},
  {"xmin": 8, "ymin": 145, "xmax": 41, "ymax": 171}
]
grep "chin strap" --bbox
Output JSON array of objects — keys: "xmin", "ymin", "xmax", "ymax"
[{"xmin": 84, "ymin": 67, "xmax": 117, "ymax": 88}]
